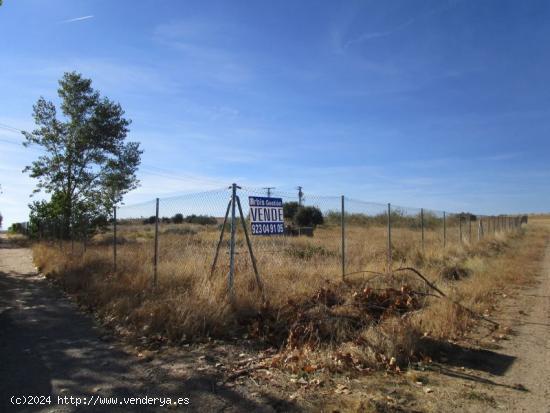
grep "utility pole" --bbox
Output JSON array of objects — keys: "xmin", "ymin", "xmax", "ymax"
[
  {"xmin": 263, "ymin": 187, "xmax": 275, "ymax": 197},
  {"xmin": 297, "ymin": 186, "xmax": 304, "ymax": 205}
]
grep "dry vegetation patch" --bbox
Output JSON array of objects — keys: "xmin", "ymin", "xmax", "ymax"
[{"xmin": 32, "ymin": 222, "xmax": 547, "ymax": 383}]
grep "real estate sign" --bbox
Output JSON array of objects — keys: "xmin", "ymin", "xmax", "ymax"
[{"xmin": 249, "ymin": 196, "xmax": 284, "ymax": 235}]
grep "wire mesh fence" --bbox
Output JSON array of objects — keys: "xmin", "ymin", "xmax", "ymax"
[{"xmin": 24, "ymin": 184, "xmax": 528, "ymax": 293}]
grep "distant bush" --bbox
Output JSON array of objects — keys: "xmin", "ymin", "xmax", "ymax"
[
  {"xmin": 185, "ymin": 214, "xmax": 217, "ymax": 225},
  {"xmin": 143, "ymin": 216, "xmax": 156, "ymax": 225},
  {"xmin": 325, "ymin": 208, "xmax": 447, "ymax": 229},
  {"xmin": 283, "ymin": 202, "xmax": 324, "ymax": 228},
  {"xmin": 172, "ymin": 213, "xmax": 184, "ymax": 224},
  {"xmin": 8, "ymin": 222, "xmax": 27, "ymax": 235},
  {"xmin": 294, "ymin": 206, "xmax": 324, "ymax": 227},
  {"xmin": 283, "ymin": 202, "xmax": 300, "ymax": 221}
]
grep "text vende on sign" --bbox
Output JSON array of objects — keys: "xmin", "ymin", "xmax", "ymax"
[{"xmin": 249, "ymin": 196, "xmax": 284, "ymax": 235}]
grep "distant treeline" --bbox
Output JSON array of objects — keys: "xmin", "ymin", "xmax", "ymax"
[
  {"xmin": 324, "ymin": 209, "xmax": 477, "ymax": 229},
  {"xmin": 137, "ymin": 214, "xmax": 218, "ymax": 226}
]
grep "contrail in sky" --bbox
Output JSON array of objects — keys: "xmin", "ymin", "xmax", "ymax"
[{"xmin": 62, "ymin": 15, "xmax": 94, "ymax": 23}]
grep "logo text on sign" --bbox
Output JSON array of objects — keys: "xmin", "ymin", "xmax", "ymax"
[{"xmin": 249, "ymin": 196, "xmax": 284, "ymax": 235}]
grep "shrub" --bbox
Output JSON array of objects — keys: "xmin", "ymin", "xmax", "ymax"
[
  {"xmin": 283, "ymin": 202, "xmax": 324, "ymax": 228},
  {"xmin": 283, "ymin": 202, "xmax": 300, "ymax": 221},
  {"xmin": 185, "ymin": 214, "xmax": 217, "ymax": 225},
  {"xmin": 294, "ymin": 206, "xmax": 324, "ymax": 227},
  {"xmin": 8, "ymin": 222, "xmax": 27, "ymax": 234},
  {"xmin": 143, "ymin": 216, "xmax": 156, "ymax": 225},
  {"xmin": 172, "ymin": 213, "xmax": 184, "ymax": 224}
]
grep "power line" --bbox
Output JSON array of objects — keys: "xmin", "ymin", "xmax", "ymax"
[
  {"xmin": 263, "ymin": 187, "xmax": 275, "ymax": 197},
  {"xmin": 0, "ymin": 137, "xmax": 23, "ymax": 146},
  {"xmin": 0, "ymin": 122, "xmax": 23, "ymax": 132},
  {"xmin": 0, "ymin": 122, "xmax": 26, "ymax": 147},
  {"xmin": 140, "ymin": 165, "xmax": 229, "ymax": 187},
  {"xmin": 0, "ymin": 121, "xmax": 230, "ymax": 187}
]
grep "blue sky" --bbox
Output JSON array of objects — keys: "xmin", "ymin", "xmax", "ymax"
[{"xmin": 1, "ymin": 0, "xmax": 550, "ymax": 226}]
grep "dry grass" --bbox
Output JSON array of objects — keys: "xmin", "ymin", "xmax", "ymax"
[
  {"xmin": 2, "ymin": 233, "xmax": 31, "ymax": 247},
  {"xmin": 32, "ymin": 220, "xmax": 548, "ymax": 371}
]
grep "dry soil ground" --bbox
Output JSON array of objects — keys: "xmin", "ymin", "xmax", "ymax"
[{"xmin": 1, "ymin": 233, "xmax": 549, "ymax": 412}]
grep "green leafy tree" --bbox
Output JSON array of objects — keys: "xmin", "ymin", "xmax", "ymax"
[
  {"xmin": 172, "ymin": 213, "xmax": 184, "ymax": 224},
  {"xmin": 294, "ymin": 206, "xmax": 324, "ymax": 227},
  {"xmin": 283, "ymin": 201, "xmax": 324, "ymax": 227},
  {"xmin": 23, "ymin": 72, "xmax": 142, "ymax": 236},
  {"xmin": 283, "ymin": 202, "xmax": 300, "ymax": 222}
]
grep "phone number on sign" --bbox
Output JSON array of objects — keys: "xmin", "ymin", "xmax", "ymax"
[{"xmin": 251, "ymin": 222, "xmax": 284, "ymax": 235}]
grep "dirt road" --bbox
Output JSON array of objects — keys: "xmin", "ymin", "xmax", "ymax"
[
  {"xmin": 0, "ymin": 238, "xmax": 286, "ymax": 413},
  {"xmin": 485, "ymin": 240, "xmax": 550, "ymax": 412},
  {"xmin": 425, "ymin": 235, "xmax": 550, "ymax": 413}
]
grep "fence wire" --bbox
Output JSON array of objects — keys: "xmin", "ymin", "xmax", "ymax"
[{"xmin": 25, "ymin": 185, "xmax": 527, "ymax": 288}]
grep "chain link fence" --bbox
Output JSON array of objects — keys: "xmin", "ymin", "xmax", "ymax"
[{"xmin": 23, "ymin": 184, "xmax": 527, "ymax": 292}]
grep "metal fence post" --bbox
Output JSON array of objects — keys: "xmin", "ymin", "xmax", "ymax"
[
  {"xmin": 478, "ymin": 218, "xmax": 482, "ymax": 241},
  {"xmin": 228, "ymin": 184, "xmax": 238, "ymax": 295},
  {"xmin": 420, "ymin": 208, "xmax": 425, "ymax": 253},
  {"xmin": 113, "ymin": 206, "xmax": 117, "ymax": 273},
  {"xmin": 341, "ymin": 195, "xmax": 345, "ymax": 280},
  {"xmin": 153, "ymin": 198, "xmax": 160, "ymax": 287},
  {"xmin": 210, "ymin": 200, "xmax": 232, "ymax": 277},
  {"xmin": 459, "ymin": 216, "xmax": 463, "ymax": 245},
  {"xmin": 387, "ymin": 203, "xmax": 392, "ymax": 271},
  {"xmin": 468, "ymin": 215, "xmax": 472, "ymax": 244},
  {"xmin": 443, "ymin": 211, "xmax": 446, "ymax": 248},
  {"xmin": 235, "ymin": 195, "xmax": 265, "ymax": 301}
]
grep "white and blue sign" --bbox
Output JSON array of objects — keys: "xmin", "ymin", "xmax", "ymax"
[{"xmin": 249, "ymin": 196, "xmax": 284, "ymax": 235}]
